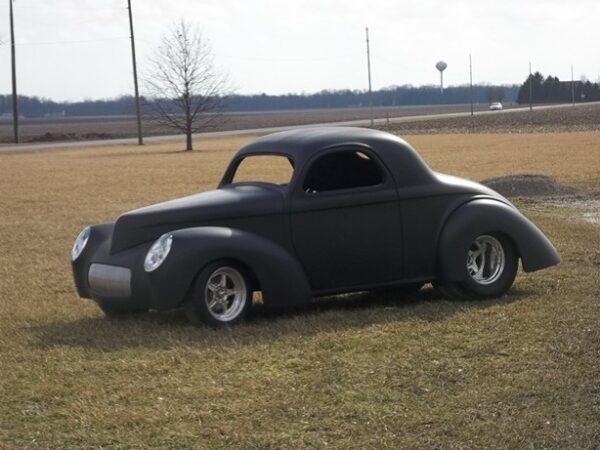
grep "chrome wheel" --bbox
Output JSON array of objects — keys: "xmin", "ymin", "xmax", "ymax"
[
  {"xmin": 205, "ymin": 266, "xmax": 248, "ymax": 322},
  {"xmin": 466, "ymin": 235, "xmax": 505, "ymax": 285}
]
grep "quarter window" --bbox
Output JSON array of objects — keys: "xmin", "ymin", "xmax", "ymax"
[{"xmin": 303, "ymin": 150, "xmax": 383, "ymax": 193}]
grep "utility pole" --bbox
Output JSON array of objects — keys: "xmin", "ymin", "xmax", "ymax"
[
  {"xmin": 365, "ymin": 27, "xmax": 373, "ymax": 127},
  {"xmin": 469, "ymin": 54, "xmax": 474, "ymax": 116},
  {"xmin": 571, "ymin": 64, "xmax": 575, "ymax": 106},
  {"xmin": 127, "ymin": 0, "xmax": 143, "ymax": 145},
  {"xmin": 528, "ymin": 61, "xmax": 533, "ymax": 112},
  {"xmin": 9, "ymin": 0, "xmax": 19, "ymax": 144}
]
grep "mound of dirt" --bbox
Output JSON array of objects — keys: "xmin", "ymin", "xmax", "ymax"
[{"xmin": 480, "ymin": 174, "xmax": 581, "ymax": 197}]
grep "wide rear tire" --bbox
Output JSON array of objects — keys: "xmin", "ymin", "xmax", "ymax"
[{"xmin": 437, "ymin": 233, "xmax": 518, "ymax": 300}]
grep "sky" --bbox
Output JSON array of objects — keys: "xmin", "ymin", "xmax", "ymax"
[{"xmin": 0, "ymin": 0, "xmax": 598, "ymax": 102}]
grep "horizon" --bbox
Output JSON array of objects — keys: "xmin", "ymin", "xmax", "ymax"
[{"xmin": 1, "ymin": 81, "xmax": 526, "ymax": 104}]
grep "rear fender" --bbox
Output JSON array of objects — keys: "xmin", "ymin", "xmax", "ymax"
[
  {"xmin": 438, "ymin": 199, "xmax": 560, "ymax": 282},
  {"xmin": 148, "ymin": 227, "xmax": 312, "ymax": 310}
]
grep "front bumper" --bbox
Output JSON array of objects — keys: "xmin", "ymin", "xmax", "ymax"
[
  {"xmin": 71, "ymin": 222, "xmax": 190, "ymax": 311},
  {"xmin": 88, "ymin": 263, "xmax": 132, "ymax": 298}
]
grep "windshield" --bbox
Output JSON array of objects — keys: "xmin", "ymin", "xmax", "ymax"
[{"xmin": 230, "ymin": 155, "xmax": 294, "ymax": 186}]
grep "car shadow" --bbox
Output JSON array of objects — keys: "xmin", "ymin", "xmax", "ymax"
[{"xmin": 28, "ymin": 286, "xmax": 530, "ymax": 352}]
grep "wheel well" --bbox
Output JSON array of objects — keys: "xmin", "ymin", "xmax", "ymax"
[
  {"xmin": 487, "ymin": 230, "xmax": 520, "ymax": 260},
  {"xmin": 225, "ymin": 259, "xmax": 261, "ymax": 292}
]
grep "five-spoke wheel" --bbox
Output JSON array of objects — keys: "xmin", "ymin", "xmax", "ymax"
[
  {"xmin": 466, "ymin": 235, "xmax": 506, "ymax": 285},
  {"xmin": 436, "ymin": 233, "xmax": 518, "ymax": 300},
  {"xmin": 185, "ymin": 261, "xmax": 251, "ymax": 327}
]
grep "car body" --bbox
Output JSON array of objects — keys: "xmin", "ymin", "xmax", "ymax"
[
  {"xmin": 489, "ymin": 102, "xmax": 503, "ymax": 111},
  {"xmin": 71, "ymin": 127, "xmax": 560, "ymax": 326}
]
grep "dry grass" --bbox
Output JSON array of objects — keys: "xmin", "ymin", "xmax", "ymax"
[{"xmin": 0, "ymin": 132, "xmax": 599, "ymax": 449}]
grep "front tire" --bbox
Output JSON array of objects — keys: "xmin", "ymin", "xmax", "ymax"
[
  {"xmin": 438, "ymin": 233, "xmax": 518, "ymax": 300},
  {"xmin": 185, "ymin": 261, "xmax": 251, "ymax": 327}
]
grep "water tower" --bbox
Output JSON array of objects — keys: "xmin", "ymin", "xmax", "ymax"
[{"xmin": 436, "ymin": 61, "xmax": 447, "ymax": 93}]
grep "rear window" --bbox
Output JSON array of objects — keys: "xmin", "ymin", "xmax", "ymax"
[{"xmin": 232, "ymin": 155, "xmax": 294, "ymax": 186}]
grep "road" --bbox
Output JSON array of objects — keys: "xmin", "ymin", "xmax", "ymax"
[{"xmin": 0, "ymin": 102, "xmax": 595, "ymax": 153}]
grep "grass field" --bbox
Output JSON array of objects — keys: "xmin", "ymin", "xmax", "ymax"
[{"xmin": 0, "ymin": 132, "xmax": 599, "ymax": 449}]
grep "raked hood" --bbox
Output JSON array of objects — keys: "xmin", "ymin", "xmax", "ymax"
[{"xmin": 110, "ymin": 184, "xmax": 284, "ymax": 253}]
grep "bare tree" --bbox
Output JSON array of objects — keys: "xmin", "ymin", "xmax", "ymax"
[{"xmin": 144, "ymin": 21, "xmax": 230, "ymax": 151}]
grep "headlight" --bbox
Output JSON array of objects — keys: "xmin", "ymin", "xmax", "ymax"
[
  {"xmin": 144, "ymin": 233, "xmax": 173, "ymax": 272},
  {"xmin": 71, "ymin": 226, "xmax": 91, "ymax": 261}
]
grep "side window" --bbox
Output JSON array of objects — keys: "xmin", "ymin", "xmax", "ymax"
[
  {"xmin": 232, "ymin": 155, "xmax": 294, "ymax": 186},
  {"xmin": 303, "ymin": 150, "xmax": 383, "ymax": 193}
]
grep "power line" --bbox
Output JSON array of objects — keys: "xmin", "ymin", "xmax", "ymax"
[
  {"xmin": 12, "ymin": 4, "xmax": 124, "ymax": 12},
  {"xmin": 16, "ymin": 37, "xmax": 128, "ymax": 46},
  {"xmin": 22, "ymin": 16, "xmax": 127, "ymax": 28},
  {"xmin": 219, "ymin": 53, "xmax": 356, "ymax": 63}
]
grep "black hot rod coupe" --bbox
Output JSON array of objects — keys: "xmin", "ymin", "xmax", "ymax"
[{"xmin": 71, "ymin": 127, "xmax": 560, "ymax": 326}]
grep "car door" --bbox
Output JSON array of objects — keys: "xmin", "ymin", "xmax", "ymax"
[{"xmin": 290, "ymin": 147, "xmax": 403, "ymax": 292}]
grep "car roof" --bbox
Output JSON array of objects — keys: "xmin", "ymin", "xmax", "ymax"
[{"xmin": 228, "ymin": 127, "xmax": 436, "ymax": 186}]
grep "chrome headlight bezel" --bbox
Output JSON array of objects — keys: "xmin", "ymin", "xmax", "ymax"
[
  {"xmin": 71, "ymin": 226, "xmax": 91, "ymax": 261},
  {"xmin": 144, "ymin": 233, "xmax": 173, "ymax": 272}
]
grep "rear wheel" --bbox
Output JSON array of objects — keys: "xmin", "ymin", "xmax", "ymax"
[
  {"xmin": 437, "ymin": 233, "xmax": 518, "ymax": 300},
  {"xmin": 185, "ymin": 261, "xmax": 251, "ymax": 327}
]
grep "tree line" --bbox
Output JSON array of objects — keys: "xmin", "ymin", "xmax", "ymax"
[
  {"xmin": 227, "ymin": 84, "xmax": 518, "ymax": 111},
  {"xmin": 1, "ymin": 84, "xmax": 519, "ymax": 119},
  {"xmin": 517, "ymin": 72, "xmax": 600, "ymax": 104}
]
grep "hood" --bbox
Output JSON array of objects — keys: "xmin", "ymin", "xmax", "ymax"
[{"xmin": 110, "ymin": 184, "xmax": 284, "ymax": 253}]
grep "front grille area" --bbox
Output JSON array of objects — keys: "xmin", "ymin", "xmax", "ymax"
[{"xmin": 88, "ymin": 264, "xmax": 132, "ymax": 298}]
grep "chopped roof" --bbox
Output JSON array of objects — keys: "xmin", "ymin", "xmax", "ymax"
[{"xmin": 228, "ymin": 127, "xmax": 436, "ymax": 187}]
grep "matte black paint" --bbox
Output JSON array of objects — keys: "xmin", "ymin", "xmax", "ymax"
[{"xmin": 71, "ymin": 127, "xmax": 560, "ymax": 312}]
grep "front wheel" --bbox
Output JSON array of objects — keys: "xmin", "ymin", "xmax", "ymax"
[
  {"xmin": 185, "ymin": 261, "xmax": 251, "ymax": 327},
  {"xmin": 438, "ymin": 234, "xmax": 518, "ymax": 300}
]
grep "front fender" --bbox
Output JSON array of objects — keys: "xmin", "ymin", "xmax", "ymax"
[
  {"xmin": 438, "ymin": 199, "xmax": 560, "ymax": 282},
  {"xmin": 148, "ymin": 226, "xmax": 312, "ymax": 310}
]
